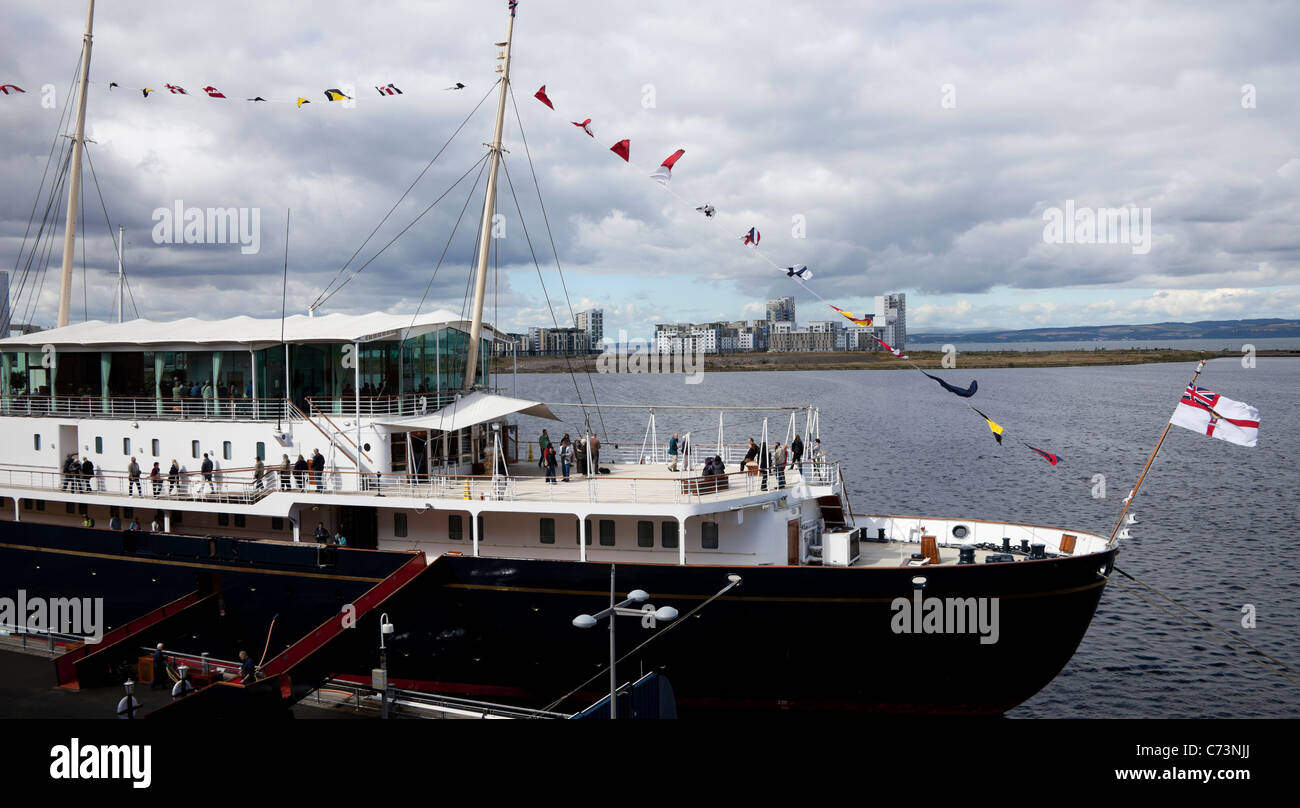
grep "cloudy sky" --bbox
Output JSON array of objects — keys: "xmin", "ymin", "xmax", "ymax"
[{"xmin": 2, "ymin": 0, "xmax": 1297, "ymax": 339}]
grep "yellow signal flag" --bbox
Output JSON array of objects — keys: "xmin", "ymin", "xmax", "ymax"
[
  {"xmin": 323, "ymin": 89, "xmax": 351, "ymax": 101},
  {"xmin": 296, "ymin": 97, "xmax": 310, "ymax": 108}
]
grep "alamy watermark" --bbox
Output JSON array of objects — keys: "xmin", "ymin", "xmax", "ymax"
[
  {"xmin": 152, "ymin": 200, "xmax": 261, "ymax": 254},
  {"xmin": 595, "ymin": 331, "xmax": 704, "ymax": 384},
  {"xmin": 0, "ymin": 590, "xmax": 104, "ymax": 643},
  {"xmin": 1042, "ymin": 200, "xmax": 1151, "ymax": 255},
  {"xmin": 890, "ymin": 590, "xmax": 1000, "ymax": 644}
]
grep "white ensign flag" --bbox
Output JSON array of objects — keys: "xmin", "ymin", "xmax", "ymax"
[{"xmin": 1170, "ymin": 385, "xmax": 1260, "ymax": 447}]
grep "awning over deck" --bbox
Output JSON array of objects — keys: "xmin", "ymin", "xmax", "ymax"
[{"xmin": 375, "ymin": 391, "xmax": 560, "ymax": 432}]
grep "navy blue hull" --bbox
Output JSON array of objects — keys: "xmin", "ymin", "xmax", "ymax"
[{"xmin": 0, "ymin": 521, "xmax": 1115, "ymax": 715}]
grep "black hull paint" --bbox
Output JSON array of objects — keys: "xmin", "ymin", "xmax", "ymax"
[
  {"xmin": 369, "ymin": 552, "xmax": 1117, "ymax": 716},
  {"xmin": 0, "ymin": 521, "xmax": 1116, "ymax": 715}
]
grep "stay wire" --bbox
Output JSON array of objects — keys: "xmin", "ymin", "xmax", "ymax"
[
  {"xmin": 85, "ymin": 145, "xmax": 140, "ymax": 319},
  {"xmin": 507, "ymin": 85, "xmax": 607, "ymax": 441},
  {"xmin": 312, "ymin": 80, "xmax": 501, "ymax": 310}
]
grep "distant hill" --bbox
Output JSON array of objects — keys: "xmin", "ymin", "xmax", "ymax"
[{"xmin": 910, "ymin": 318, "xmax": 1300, "ymax": 343}]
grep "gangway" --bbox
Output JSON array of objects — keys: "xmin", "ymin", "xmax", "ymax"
[{"xmin": 147, "ymin": 552, "xmax": 432, "ymax": 718}]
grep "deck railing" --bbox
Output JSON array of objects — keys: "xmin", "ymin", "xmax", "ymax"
[
  {"xmin": 0, "ymin": 460, "xmax": 839, "ymax": 507},
  {"xmin": 0, "ymin": 394, "xmax": 294, "ymax": 422}
]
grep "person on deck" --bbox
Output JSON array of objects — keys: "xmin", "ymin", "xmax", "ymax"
[
  {"xmin": 311, "ymin": 449, "xmax": 325, "ymax": 491},
  {"xmin": 151, "ymin": 644, "xmax": 168, "ymax": 690},
  {"xmin": 238, "ymin": 650, "xmax": 257, "ymax": 684},
  {"xmin": 149, "ymin": 462, "xmax": 162, "ymax": 496},
  {"xmin": 791, "ymin": 434, "xmax": 804, "ymax": 472},
  {"xmin": 774, "ymin": 441, "xmax": 787, "ymax": 489},
  {"xmin": 80, "ymin": 456, "xmax": 94, "ymax": 493},
  {"xmin": 543, "ymin": 443, "xmax": 557, "ymax": 484},
  {"xmin": 314, "ymin": 522, "xmax": 329, "ymax": 542},
  {"xmin": 168, "ymin": 459, "xmax": 180, "ymax": 495},
  {"xmin": 538, "ymin": 430, "xmax": 551, "ymax": 467},
  {"xmin": 668, "ymin": 433, "xmax": 680, "ymax": 472},
  {"xmin": 253, "ymin": 457, "xmax": 265, "ymax": 490},
  {"xmin": 574, "ymin": 437, "xmax": 587, "ymax": 476},
  {"xmin": 293, "ymin": 455, "xmax": 309, "ymax": 490},
  {"xmin": 279, "ymin": 454, "xmax": 291, "ymax": 490},
  {"xmin": 588, "ymin": 434, "xmax": 601, "ymax": 471},
  {"xmin": 200, "ymin": 453, "xmax": 215, "ymax": 493},
  {"xmin": 742, "ymin": 439, "xmax": 758, "ymax": 474},
  {"xmin": 127, "ymin": 457, "xmax": 142, "ymax": 496},
  {"xmin": 559, "ymin": 435, "xmax": 572, "ymax": 481}
]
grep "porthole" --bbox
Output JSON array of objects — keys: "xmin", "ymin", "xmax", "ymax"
[{"xmin": 951, "ymin": 524, "xmax": 969, "ymax": 539}]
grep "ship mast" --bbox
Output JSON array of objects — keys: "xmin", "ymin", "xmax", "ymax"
[
  {"xmin": 56, "ymin": 0, "xmax": 96, "ymax": 329},
  {"xmin": 462, "ymin": 5, "xmax": 517, "ymax": 390}
]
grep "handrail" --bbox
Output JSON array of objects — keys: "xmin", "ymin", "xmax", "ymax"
[
  {"xmin": 307, "ymin": 401, "xmax": 372, "ymax": 464},
  {"xmin": 0, "ymin": 393, "xmax": 293, "ymax": 421}
]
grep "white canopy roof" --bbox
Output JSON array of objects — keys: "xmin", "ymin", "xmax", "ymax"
[
  {"xmin": 376, "ymin": 391, "xmax": 560, "ymax": 432},
  {"xmin": 0, "ymin": 310, "xmax": 502, "ymax": 350}
]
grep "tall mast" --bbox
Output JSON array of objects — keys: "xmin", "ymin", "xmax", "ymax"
[
  {"xmin": 116, "ymin": 225, "xmax": 124, "ymax": 323},
  {"xmin": 462, "ymin": 4, "xmax": 516, "ymax": 389},
  {"xmin": 56, "ymin": 0, "xmax": 96, "ymax": 329}
]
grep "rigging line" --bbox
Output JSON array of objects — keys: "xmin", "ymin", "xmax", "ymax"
[
  {"xmin": 404, "ymin": 152, "xmax": 492, "ymax": 340},
  {"xmin": 538, "ymin": 576, "xmax": 744, "ymax": 715},
  {"xmin": 315, "ymin": 152, "xmax": 492, "ymax": 310},
  {"xmin": 12, "ymin": 133, "xmax": 75, "ymax": 316},
  {"xmin": 84, "ymin": 146, "xmax": 139, "ymax": 319},
  {"xmin": 11, "ymin": 52, "xmax": 81, "ymax": 281},
  {"xmin": 14, "ymin": 146, "xmax": 73, "ymax": 326},
  {"xmin": 1108, "ymin": 576, "xmax": 1300, "ymax": 688},
  {"xmin": 498, "ymin": 155, "xmax": 589, "ymax": 415},
  {"xmin": 1112, "ymin": 567, "xmax": 1300, "ymax": 684},
  {"xmin": 508, "ymin": 85, "xmax": 607, "ymax": 441},
  {"xmin": 311, "ymin": 79, "xmax": 502, "ymax": 310}
]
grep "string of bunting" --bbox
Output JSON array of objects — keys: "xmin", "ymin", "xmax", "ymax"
[
  {"xmin": 0, "ymin": 79, "xmax": 477, "ymax": 108},
  {"xmin": 529, "ymin": 80, "xmax": 1063, "ymax": 465}
]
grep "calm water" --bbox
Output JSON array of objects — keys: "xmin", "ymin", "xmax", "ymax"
[
  {"xmin": 508, "ymin": 357, "xmax": 1300, "ymax": 718},
  {"xmin": 908, "ymin": 337, "xmax": 1300, "ymax": 352}
]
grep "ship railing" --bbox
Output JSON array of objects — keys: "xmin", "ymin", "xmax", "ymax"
[
  {"xmin": 0, "ymin": 464, "xmax": 277, "ymax": 505},
  {"xmin": 0, "ymin": 394, "xmax": 293, "ymax": 422},
  {"xmin": 541, "ymin": 439, "xmax": 776, "ymax": 468},
  {"xmin": 0, "ymin": 621, "xmax": 90, "ymax": 657},
  {"xmin": 305, "ymin": 393, "xmax": 458, "ymax": 419}
]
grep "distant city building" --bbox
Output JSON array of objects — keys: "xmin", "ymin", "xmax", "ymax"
[
  {"xmin": 766, "ymin": 297, "xmax": 795, "ymax": 324},
  {"xmin": 875, "ymin": 293, "xmax": 907, "ymax": 349},
  {"xmin": 575, "ymin": 308, "xmax": 603, "ymax": 348},
  {"xmin": 770, "ymin": 329, "xmax": 834, "ymax": 353},
  {"xmin": 525, "ymin": 326, "xmax": 589, "ymax": 356}
]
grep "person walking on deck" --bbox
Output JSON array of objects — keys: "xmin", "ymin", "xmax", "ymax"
[
  {"xmin": 149, "ymin": 462, "xmax": 162, "ymax": 496},
  {"xmin": 668, "ymin": 433, "xmax": 680, "ymax": 472},
  {"xmin": 200, "ymin": 453, "xmax": 215, "ymax": 493},
  {"xmin": 127, "ymin": 457, "xmax": 142, "ymax": 496}
]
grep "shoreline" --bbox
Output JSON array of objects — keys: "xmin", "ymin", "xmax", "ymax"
[{"xmin": 492, "ymin": 348, "xmax": 1300, "ymax": 374}]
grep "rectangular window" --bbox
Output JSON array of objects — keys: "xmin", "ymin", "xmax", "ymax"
[
  {"xmin": 579, "ymin": 519, "xmax": 592, "ymax": 545},
  {"xmin": 191, "ymin": 440, "xmax": 200, "ymax": 459},
  {"xmin": 66, "ymin": 502, "xmax": 75, "ymax": 514},
  {"xmin": 394, "ymin": 513, "xmax": 408, "ymax": 538},
  {"xmin": 217, "ymin": 513, "xmax": 229, "ymax": 527},
  {"xmin": 123, "ymin": 437, "xmax": 131, "ymax": 456},
  {"xmin": 637, "ymin": 520, "xmax": 654, "ymax": 548},
  {"xmin": 662, "ymin": 521, "xmax": 679, "ymax": 549},
  {"xmin": 448, "ymin": 514, "xmax": 463, "ymax": 541},
  {"xmin": 599, "ymin": 519, "xmax": 616, "ymax": 547},
  {"xmin": 222, "ymin": 441, "xmax": 232, "ymax": 461},
  {"xmin": 540, "ymin": 517, "xmax": 555, "ymax": 544},
  {"xmin": 702, "ymin": 522, "xmax": 719, "ymax": 549},
  {"xmin": 123, "ymin": 507, "xmax": 134, "ymax": 519},
  {"xmin": 35, "ymin": 499, "xmax": 45, "ymax": 512},
  {"xmin": 78, "ymin": 503, "xmax": 88, "ymax": 515},
  {"xmin": 172, "ymin": 510, "xmax": 183, "ymax": 524},
  {"xmin": 233, "ymin": 514, "xmax": 245, "ymax": 528},
  {"xmin": 95, "ymin": 437, "xmax": 103, "ymax": 454},
  {"xmin": 271, "ymin": 517, "xmax": 284, "ymax": 531},
  {"xmin": 110, "ymin": 506, "xmax": 119, "ymax": 518},
  {"xmin": 477, "ymin": 514, "xmax": 485, "ymax": 542},
  {"xmin": 33, "ymin": 434, "xmax": 40, "ymax": 451},
  {"xmin": 22, "ymin": 499, "xmax": 32, "ymax": 511},
  {"xmin": 152, "ymin": 439, "xmax": 160, "ymax": 457},
  {"xmin": 256, "ymin": 442, "xmax": 266, "ymax": 462}
]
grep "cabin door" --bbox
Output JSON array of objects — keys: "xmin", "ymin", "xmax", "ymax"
[
  {"xmin": 787, "ymin": 519, "xmax": 800, "ymax": 565},
  {"xmin": 58, "ymin": 424, "xmax": 79, "ymax": 462},
  {"xmin": 339, "ymin": 505, "xmax": 378, "ymax": 550}
]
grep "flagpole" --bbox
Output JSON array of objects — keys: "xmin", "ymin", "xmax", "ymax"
[{"xmin": 1107, "ymin": 360, "xmax": 1207, "ymax": 546}]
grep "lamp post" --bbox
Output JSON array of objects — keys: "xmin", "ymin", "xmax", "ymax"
[
  {"xmin": 378, "ymin": 612, "xmax": 394, "ymax": 719},
  {"xmin": 572, "ymin": 564, "xmax": 679, "ymax": 719}
]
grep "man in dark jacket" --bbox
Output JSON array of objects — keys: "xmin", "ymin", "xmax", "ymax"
[
  {"xmin": 80, "ymin": 456, "xmax": 94, "ymax": 493},
  {"xmin": 200, "ymin": 453, "xmax": 215, "ymax": 493},
  {"xmin": 311, "ymin": 449, "xmax": 325, "ymax": 491},
  {"xmin": 168, "ymin": 459, "xmax": 180, "ymax": 495}
]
